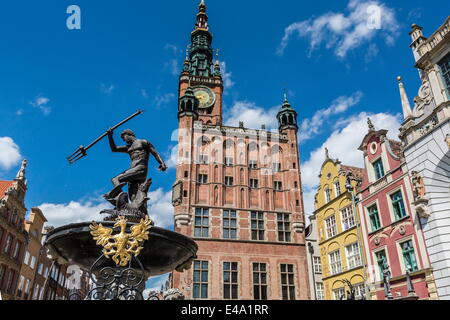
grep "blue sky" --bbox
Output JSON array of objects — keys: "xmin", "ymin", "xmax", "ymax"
[{"xmin": 0, "ymin": 0, "xmax": 447, "ymax": 292}]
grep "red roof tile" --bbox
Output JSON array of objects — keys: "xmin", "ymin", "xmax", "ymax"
[{"xmin": 340, "ymin": 165, "xmax": 364, "ymax": 180}]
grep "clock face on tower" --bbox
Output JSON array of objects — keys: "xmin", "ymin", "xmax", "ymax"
[{"xmin": 193, "ymin": 86, "xmax": 216, "ymax": 109}]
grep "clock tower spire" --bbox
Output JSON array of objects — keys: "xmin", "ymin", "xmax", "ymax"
[{"xmin": 178, "ymin": 0, "xmax": 223, "ymax": 126}]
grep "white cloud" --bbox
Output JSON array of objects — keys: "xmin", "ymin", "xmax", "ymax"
[
  {"xmin": 147, "ymin": 188, "xmax": 174, "ymax": 229},
  {"xmin": 220, "ymin": 61, "xmax": 235, "ymax": 90},
  {"xmin": 164, "ymin": 59, "xmax": 179, "ymax": 76},
  {"xmin": 30, "ymin": 96, "xmax": 51, "ymax": 115},
  {"xmin": 224, "ymin": 101, "xmax": 279, "ymax": 130},
  {"xmin": 155, "ymin": 93, "xmax": 176, "ymax": 108},
  {"xmin": 277, "ymin": 0, "xmax": 399, "ymax": 59},
  {"xmin": 16, "ymin": 109, "xmax": 24, "ymax": 116},
  {"xmin": 0, "ymin": 137, "xmax": 22, "ymax": 170},
  {"xmin": 299, "ymin": 92, "xmax": 363, "ymax": 141},
  {"xmin": 39, "ymin": 198, "xmax": 108, "ymax": 228},
  {"xmin": 39, "ymin": 188, "xmax": 174, "ymax": 229},
  {"xmin": 100, "ymin": 84, "xmax": 115, "ymax": 95},
  {"xmin": 301, "ymin": 112, "xmax": 402, "ymax": 215}
]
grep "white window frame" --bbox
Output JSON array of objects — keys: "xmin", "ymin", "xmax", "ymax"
[
  {"xmin": 386, "ymin": 186, "xmax": 409, "ymax": 223},
  {"xmin": 334, "ymin": 181, "xmax": 341, "ymax": 197},
  {"xmin": 325, "ymin": 215, "xmax": 337, "ymax": 239},
  {"xmin": 324, "ymin": 187, "xmax": 331, "ymax": 203},
  {"xmin": 24, "ymin": 251, "xmax": 30, "ymax": 265},
  {"xmin": 316, "ymin": 282, "xmax": 324, "ymax": 300},
  {"xmin": 313, "ymin": 256, "xmax": 322, "ymax": 274},
  {"xmin": 341, "ymin": 205, "xmax": 356, "ymax": 231},
  {"xmin": 333, "ymin": 287, "xmax": 345, "ymax": 300},
  {"xmin": 345, "ymin": 242, "xmax": 362, "ymax": 270},
  {"xmin": 329, "ymin": 250, "xmax": 342, "ymax": 275}
]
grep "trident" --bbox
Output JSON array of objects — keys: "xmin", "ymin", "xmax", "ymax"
[{"xmin": 66, "ymin": 110, "xmax": 144, "ymax": 164}]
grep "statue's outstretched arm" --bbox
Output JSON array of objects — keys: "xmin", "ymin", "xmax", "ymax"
[
  {"xmin": 108, "ymin": 130, "xmax": 128, "ymax": 153},
  {"xmin": 148, "ymin": 142, "xmax": 167, "ymax": 171}
]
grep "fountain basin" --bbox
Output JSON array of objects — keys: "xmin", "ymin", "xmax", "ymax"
[{"xmin": 45, "ymin": 221, "xmax": 197, "ymax": 277}]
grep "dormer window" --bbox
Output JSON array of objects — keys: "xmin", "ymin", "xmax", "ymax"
[{"xmin": 372, "ymin": 158, "xmax": 385, "ymax": 180}]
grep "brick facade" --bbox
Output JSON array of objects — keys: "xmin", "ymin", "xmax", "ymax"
[{"xmin": 171, "ymin": 1, "xmax": 309, "ymax": 300}]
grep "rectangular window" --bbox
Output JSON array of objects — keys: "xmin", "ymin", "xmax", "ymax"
[
  {"xmin": 329, "ymin": 250, "xmax": 342, "ymax": 275},
  {"xmin": 368, "ymin": 205, "xmax": 381, "ymax": 232},
  {"xmin": 225, "ymin": 157, "xmax": 234, "ymax": 167},
  {"xmin": 373, "ymin": 159, "xmax": 385, "ymax": 180},
  {"xmin": 252, "ymin": 263, "xmax": 268, "ymax": 300},
  {"xmin": 38, "ymin": 263, "xmax": 43, "ymax": 275},
  {"xmin": 341, "ymin": 206, "xmax": 356, "ymax": 231},
  {"xmin": 273, "ymin": 181, "xmax": 283, "ymax": 191},
  {"xmin": 198, "ymin": 174, "xmax": 208, "ymax": 184},
  {"xmin": 3, "ymin": 234, "xmax": 12, "ymax": 254},
  {"xmin": 33, "ymin": 284, "xmax": 40, "ymax": 300},
  {"xmin": 225, "ymin": 176, "xmax": 234, "ymax": 186},
  {"xmin": 223, "ymin": 262, "xmax": 239, "ymax": 299},
  {"xmin": 193, "ymin": 260, "xmax": 209, "ymax": 299},
  {"xmin": 280, "ymin": 264, "xmax": 296, "ymax": 300},
  {"xmin": 313, "ymin": 257, "xmax": 322, "ymax": 273},
  {"xmin": 277, "ymin": 213, "xmax": 291, "ymax": 242},
  {"xmin": 438, "ymin": 52, "xmax": 450, "ymax": 95},
  {"xmin": 194, "ymin": 208, "xmax": 209, "ymax": 238},
  {"xmin": 316, "ymin": 282, "xmax": 324, "ymax": 300},
  {"xmin": 223, "ymin": 210, "xmax": 237, "ymax": 239},
  {"xmin": 250, "ymin": 179, "xmax": 259, "ymax": 189},
  {"xmin": 391, "ymin": 191, "xmax": 407, "ymax": 220},
  {"xmin": 249, "ymin": 160, "xmax": 258, "ymax": 169},
  {"xmin": 334, "ymin": 181, "xmax": 341, "ymax": 197},
  {"xmin": 17, "ymin": 275, "xmax": 24, "ymax": 297},
  {"xmin": 324, "ymin": 187, "xmax": 331, "ymax": 203},
  {"xmin": 346, "ymin": 243, "xmax": 362, "ymax": 269},
  {"xmin": 199, "ymin": 154, "xmax": 209, "ymax": 164},
  {"xmin": 272, "ymin": 163, "xmax": 281, "ymax": 172},
  {"xmin": 0, "ymin": 265, "xmax": 5, "ymax": 286},
  {"xmin": 30, "ymin": 256, "xmax": 36, "ymax": 269},
  {"xmin": 376, "ymin": 250, "xmax": 387, "ymax": 281},
  {"xmin": 251, "ymin": 212, "xmax": 265, "ymax": 241},
  {"xmin": 12, "ymin": 241, "xmax": 20, "ymax": 259},
  {"xmin": 354, "ymin": 283, "xmax": 366, "ymax": 300},
  {"xmin": 401, "ymin": 240, "xmax": 418, "ymax": 272},
  {"xmin": 23, "ymin": 251, "xmax": 30, "ymax": 265},
  {"xmin": 333, "ymin": 287, "xmax": 345, "ymax": 300},
  {"xmin": 325, "ymin": 215, "xmax": 337, "ymax": 239}
]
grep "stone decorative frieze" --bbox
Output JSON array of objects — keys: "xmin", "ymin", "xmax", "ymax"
[
  {"xmin": 446, "ymin": 134, "xmax": 450, "ymax": 149},
  {"xmin": 419, "ymin": 115, "xmax": 439, "ymax": 137}
]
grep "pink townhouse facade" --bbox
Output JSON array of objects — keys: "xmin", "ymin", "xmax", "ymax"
[{"xmin": 357, "ymin": 121, "xmax": 437, "ymax": 300}]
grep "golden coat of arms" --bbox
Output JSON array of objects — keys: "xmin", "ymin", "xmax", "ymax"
[{"xmin": 90, "ymin": 216, "xmax": 152, "ymax": 267}]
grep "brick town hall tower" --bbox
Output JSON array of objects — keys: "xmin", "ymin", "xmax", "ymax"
[{"xmin": 171, "ymin": 1, "xmax": 310, "ymax": 300}]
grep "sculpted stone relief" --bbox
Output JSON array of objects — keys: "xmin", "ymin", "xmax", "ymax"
[
  {"xmin": 413, "ymin": 80, "xmax": 433, "ymax": 118},
  {"xmin": 411, "ymin": 171, "xmax": 431, "ymax": 219}
]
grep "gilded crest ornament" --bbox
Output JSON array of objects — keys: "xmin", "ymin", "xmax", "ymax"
[{"xmin": 90, "ymin": 216, "xmax": 152, "ymax": 267}]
